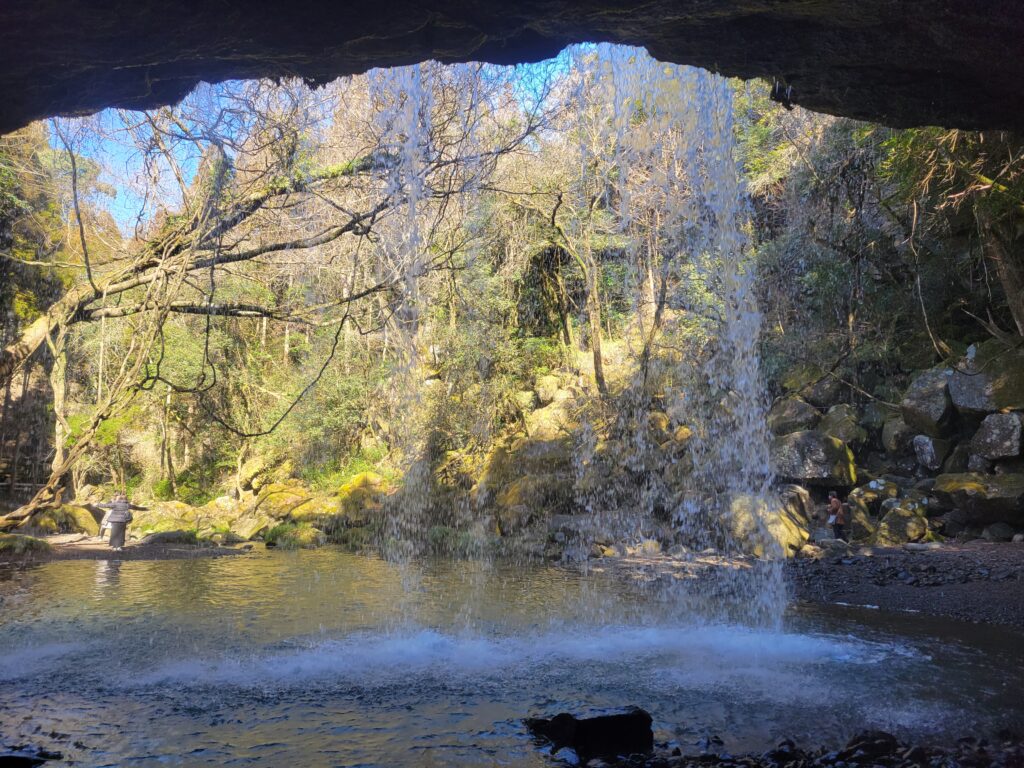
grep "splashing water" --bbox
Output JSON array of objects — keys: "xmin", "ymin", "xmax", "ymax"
[{"xmin": 561, "ymin": 45, "xmax": 785, "ymax": 623}]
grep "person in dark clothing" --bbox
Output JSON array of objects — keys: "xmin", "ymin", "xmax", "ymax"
[
  {"xmin": 827, "ymin": 490, "xmax": 847, "ymax": 542},
  {"xmin": 97, "ymin": 493, "xmax": 147, "ymax": 552}
]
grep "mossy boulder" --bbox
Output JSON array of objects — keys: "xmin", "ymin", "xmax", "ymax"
[
  {"xmin": 133, "ymin": 501, "xmax": 200, "ymax": 534},
  {"xmin": 138, "ymin": 530, "xmax": 200, "ymax": 546},
  {"xmin": 0, "ymin": 533, "xmax": 52, "ymax": 556},
  {"xmin": 767, "ymin": 397, "xmax": 820, "ymax": 435},
  {"xmin": 22, "ymin": 504, "xmax": 99, "ymax": 536},
  {"xmin": 848, "ymin": 479, "xmax": 901, "ymax": 515},
  {"xmin": 337, "ymin": 472, "xmax": 387, "ymax": 521},
  {"xmin": 515, "ymin": 390, "xmax": 537, "ymax": 411},
  {"xmin": 848, "ymin": 503, "xmax": 877, "ymax": 542},
  {"xmin": 860, "ymin": 402, "xmax": 894, "ymax": 437},
  {"xmin": 771, "ymin": 431, "xmax": 856, "ymax": 487},
  {"xmin": 817, "ymin": 404, "xmax": 867, "ymax": 447},
  {"xmin": 801, "ymin": 376, "xmax": 842, "ymax": 409},
  {"xmin": 949, "ymin": 340, "xmax": 1024, "ymax": 414},
  {"xmin": 264, "ymin": 522, "xmax": 325, "ymax": 550},
  {"xmin": 873, "ymin": 506, "xmax": 928, "ymax": 546},
  {"xmin": 725, "ymin": 494, "xmax": 808, "ymax": 557},
  {"xmin": 252, "ymin": 482, "xmax": 312, "ymax": 520},
  {"xmin": 933, "ymin": 473, "xmax": 1024, "ymax": 525},
  {"xmin": 901, "ymin": 367, "xmax": 954, "ymax": 437},
  {"xmin": 534, "ymin": 374, "xmax": 562, "ymax": 407},
  {"xmin": 882, "ymin": 415, "xmax": 915, "ymax": 455}
]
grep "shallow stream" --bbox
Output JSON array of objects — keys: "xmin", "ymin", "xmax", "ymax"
[{"xmin": 1, "ymin": 549, "xmax": 1022, "ymax": 766}]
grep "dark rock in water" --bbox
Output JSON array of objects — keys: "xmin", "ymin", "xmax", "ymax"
[
  {"xmin": 0, "ymin": 745, "xmax": 61, "ymax": 767},
  {"xmin": 838, "ymin": 730, "xmax": 899, "ymax": 761},
  {"xmin": 525, "ymin": 708, "xmax": 653, "ymax": 762},
  {"xmin": 0, "ymin": 757, "xmax": 45, "ymax": 768}
]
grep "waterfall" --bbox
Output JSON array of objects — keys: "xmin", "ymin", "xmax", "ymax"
[{"xmin": 573, "ymin": 45, "xmax": 785, "ymax": 624}]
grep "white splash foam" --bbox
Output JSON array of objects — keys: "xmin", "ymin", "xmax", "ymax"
[
  {"xmin": 0, "ymin": 641, "xmax": 89, "ymax": 681},
  {"xmin": 134, "ymin": 624, "xmax": 907, "ymax": 691}
]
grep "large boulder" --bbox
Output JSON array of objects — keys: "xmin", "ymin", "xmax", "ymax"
[
  {"xmin": 767, "ymin": 397, "xmax": 820, "ymax": 435},
  {"xmin": 771, "ymin": 431, "xmax": 856, "ymax": 487},
  {"xmin": 719, "ymin": 494, "xmax": 806, "ymax": 557},
  {"xmin": 948, "ymin": 340, "xmax": 1024, "ymax": 414},
  {"xmin": 802, "ymin": 376, "xmax": 843, "ymax": 409},
  {"xmin": 534, "ymin": 374, "xmax": 562, "ymax": 407},
  {"xmin": 942, "ymin": 443, "xmax": 971, "ymax": 474},
  {"xmin": 901, "ymin": 368, "xmax": 954, "ymax": 437},
  {"xmin": 970, "ymin": 412, "xmax": 1023, "ymax": 460},
  {"xmin": 524, "ymin": 708, "xmax": 653, "ymax": 764},
  {"xmin": 23, "ymin": 504, "xmax": 99, "ymax": 536},
  {"xmin": 933, "ymin": 473, "xmax": 1024, "ymax": 525},
  {"xmin": 913, "ymin": 434, "xmax": 952, "ymax": 471},
  {"xmin": 860, "ymin": 402, "xmax": 892, "ymax": 436},
  {"xmin": 882, "ymin": 415, "xmax": 915, "ymax": 455},
  {"xmin": 817, "ymin": 403, "xmax": 867, "ymax": 447},
  {"xmin": 872, "ymin": 506, "xmax": 928, "ymax": 546},
  {"xmin": 848, "ymin": 502, "xmax": 877, "ymax": 542},
  {"xmin": 982, "ymin": 521, "xmax": 1016, "ymax": 542},
  {"xmin": 251, "ymin": 482, "xmax": 312, "ymax": 519},
  {"xmin": 848, "ymin": 479, "xmax": 900, "ymax": 515}
]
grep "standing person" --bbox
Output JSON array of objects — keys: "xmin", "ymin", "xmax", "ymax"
[
  {"xmin": 97, "ymin": 493, "xmax": 147, "ymax": 552},
  {"xmin": 827, "ymin": 490, "xmax": 847, "ymax": 542}
]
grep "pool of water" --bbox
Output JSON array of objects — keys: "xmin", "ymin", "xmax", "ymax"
[{"xmin": 1, "ymin": 549, "xmax": 1022, "ymax": 766}]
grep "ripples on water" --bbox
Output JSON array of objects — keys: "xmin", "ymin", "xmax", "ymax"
[{"xmin": 0, "ymin": 549, "xmax": 1022, "ymax": 766}]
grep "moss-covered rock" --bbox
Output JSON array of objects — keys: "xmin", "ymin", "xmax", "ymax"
[
  {"xmin": 771, "ymin": 431, "xmax": 856, "ymax": 487},
  {"xmin": 901, "ymin": 367, "xmax": 954, "ymax": 437},
  {"xmin": 22, "ymin": 504, "xmax": 99, "ymax": 536},
  {"xmin": 336, "ymin": 472, "xmax": 387, "ymax": 522},
  {"xmin": 933, "ymin": 473, "xmax": 1024, "ymax": 525},
  {"xmin": 817, "ymin": 403, "xmax": 867, "ymax": 447},
  {"xmin": 801, "ymin": 376, "xmax": 842, "ymax": 409},
  {"xmin": 252, "ymin": 482, "xmax": 312, "ymax": 519},
  {"xmin": 0, "ymin": 533, "xmax": 52, "ymax": 556},
  {"xmin": 138, "ymin": 529, "xmax": 200, "ymax": 546},
  {"xmin": 882, "ymin": 414, "xmax": 915, "ymax": 455},
  {"xmin": 848, "ymin": 502, "xmax": 877, "ymax": 542},
  {"xmin": 264, "ymin": 522, "xmax": 325, "ymax": 549},
  {"xmin": 872, "ymin": 506, "xmax": 928, "ymax": 546},
  {"xmin": 848, "ymin": 479, "xmax": 901, "ymax": 515},
  {"xmin": 534, "ymin": 374, "xmax": 562, "ymax": 407},
  {"xmin": 725, "ymin": 494, "xmax": 808, "ymax": 557},
  {"xmin": 768, "ymin": 397, "xmax": 820, "ymax": 435}
]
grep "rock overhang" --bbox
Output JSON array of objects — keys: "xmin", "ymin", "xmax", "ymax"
[{"xmin": 1, "ymin": 1, "xmax": 1023, "ymax": 134}]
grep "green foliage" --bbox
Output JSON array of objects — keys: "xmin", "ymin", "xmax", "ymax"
[
  {"xmin": 152, "ymin": 478, "xmax": 175, "ymax": 501},
  {"xmin": 518, "ymin": 336, "xmax": 563, "ymax": 375},
  {"xmin": 303, "ymin": 445, "xmax": 391, "ymax": 493}
]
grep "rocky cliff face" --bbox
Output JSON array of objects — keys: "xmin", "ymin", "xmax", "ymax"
[{"xmin": 2, "ymin": 1, "xmax": 1023, "ymax": 135}]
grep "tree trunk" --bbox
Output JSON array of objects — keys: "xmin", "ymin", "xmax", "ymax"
[
  {"xmin": 586, "ymin": 261, "xmax": 607, "ymax": 396},
  {"xmin": 161, "ymin": 385, "xmax": 177, "ymax": 496},
  {"xmin": 979, "ymin": 211, "xmax": 1024, "ymax": 336},
  {"xmin": 49, "ymin": 332, "xmax": 72, "ymax": 500}
]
